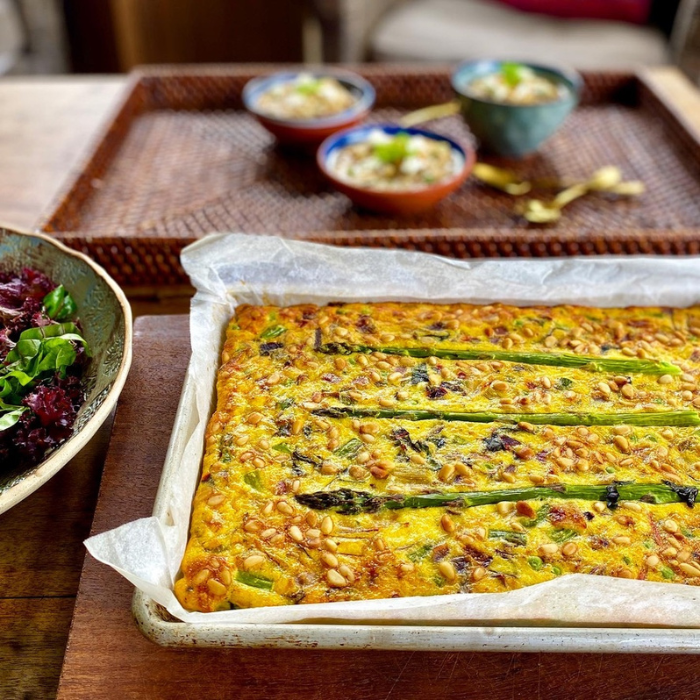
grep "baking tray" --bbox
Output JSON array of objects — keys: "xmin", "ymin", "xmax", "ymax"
[
  {"xmin": 128, "ymin": 236, "xmax": 700, "ymax": 652},
  {"xmin": 40, "ymin": 65, "xmax": 700, "ymax": 288},
  {"xmin": 132, "ymin": 363, "xmax": 700, "ymax": 653}
]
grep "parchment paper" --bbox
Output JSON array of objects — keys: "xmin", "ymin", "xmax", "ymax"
[{"xmin": 86, "ymin": 233, "xmax": 700, "ymax": 626}]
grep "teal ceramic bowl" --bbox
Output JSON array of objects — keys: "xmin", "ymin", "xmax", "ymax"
[{"xmin": 451, "ymin": 60, "xmax": 582, "ymax": 158}]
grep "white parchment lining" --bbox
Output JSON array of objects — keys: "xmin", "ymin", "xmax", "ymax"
[{"xmin": 86, "ymin": 233, "xmax": 700, "ymax": 627}]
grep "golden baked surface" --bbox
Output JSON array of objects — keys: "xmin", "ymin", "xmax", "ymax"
[{"xmin": 175, "ymin": 302, "xmax": 700, "ymax": 611}]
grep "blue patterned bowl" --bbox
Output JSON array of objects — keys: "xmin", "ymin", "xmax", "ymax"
[{"xmin": 452, "ymin": 60, "xmax": 582, "ymax": 158}]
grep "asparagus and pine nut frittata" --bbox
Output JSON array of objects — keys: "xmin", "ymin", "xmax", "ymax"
[{"xmin": 175, "ymin": 302, "xmax": 700, "ymax": 611}]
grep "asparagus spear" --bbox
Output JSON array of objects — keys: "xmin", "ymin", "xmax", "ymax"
[
  {"xmin": 295, "ymin": 482, "xmax": 698, "ymax": 514},
  {"xmin": 313, "ymin": 407, "xmax": 700, "ymax": 427},
  {"xmin": 318, "ymin": 342, "xmax": 681, "ymax": 376}
]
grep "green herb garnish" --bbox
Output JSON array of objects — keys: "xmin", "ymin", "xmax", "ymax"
[
  {"xmin": 295, "ymin": 78, "xmax": 322, "ymax": 95},
  {"xmin": 235, "ymin": 571, "xmax": 274, "ymax": 590},
  {"xmin": 243, "ymin": 471, "xmax": 263, "ymax": 491},
  {"xmin": 373, "ymin": 132, "xmax": 412, "ymax": 165},
  {"xmin": 408, "ymin": 542, "xmax": 434, "ymax": 562},
  {"xmin": 488, "ymin": 529, "xmax": 527, "ymax": 546},
  {"xmin": 549, "ymin": 528, "xmax": 578, "ymax": 543},
  {"xmin": 528, "ymin": 556, "xmax": 544, "ymax": 571},
  {"xmin": 260, "ymin": 325, "xmax": 286, "ymax": 340},
  {"xmin": 334, "ymin": 438, "xmax": 363, "ymax": 458},
  {"xmin": 501, "ymin": 62, "xmax": 526, "ymax": 87}
]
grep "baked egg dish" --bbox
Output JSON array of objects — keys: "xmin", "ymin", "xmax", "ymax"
[{"xmin": 175, "ymin": 302, "xmax": 700, "ymax": 611}]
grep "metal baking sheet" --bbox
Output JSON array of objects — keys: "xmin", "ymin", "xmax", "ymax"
[{"xmin": 133, "ymin": 335, "xmax": 700, "ymax": 653}]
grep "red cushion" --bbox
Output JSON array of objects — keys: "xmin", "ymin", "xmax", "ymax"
[{"xmin": 494, "ymin": 0, "xmax": 651, "ymax": 24}]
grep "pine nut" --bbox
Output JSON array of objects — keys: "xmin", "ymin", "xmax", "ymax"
[
  {"xmin": 538, "ymin": 543, "xmax": 559, "ymax": 556},
  {"xmin": 247, "ymin": 411, "xmax": 264, "ymax": 424},
  {"xmin": 496, "ymin": 501, "xmax": 515, "ymax": 515},
  {"xmin": 244, "ymin": 555, "xmax": 265, "ymax": 570},
  {"xmin": 320, "ymin": 516, "xmax": 334, "ymax": 535},
  {"xmin": 277, "ymin": 501, "xmax": 293, "ymax": 515},
  {"xmin": 613, "ymin": 436, "xmax": 630, "ymax": 453},
  {"xmin": 680, "ymin": 562, "xmax": 700, "ymax": 577},
  {"xmin": 471, "ymin": 566, "xmax": 487, "ymax": 582},
  {"xmin": 288, "ymin": 525, "xmax": 304, "ymax": 542},
  {"xmin": 321, "ymin": 552, "xmax": 339, "ymax": 568},
  {"xmin": 438, "ymin": 561, "xmax": 457, "ymax": 582},
  {"xmin": 338, "ymin": 565, "xmax": 355, "ymax": 583},
  {"xmin": 327, "ymin": 569, "xmax": 347, "ymax": 587},
  {"xmin": 561, "ymin": 542, "xmax": 578, "ymax": 557},
  {"xmin": 516, "ymin": 501, "xmax": 536, "ymax": 519},
  {"xmin": 321, "ymin": 461, "xmax": 339, "ymax": 475},
  {"xmin": 207, "ymin": 578, "xmax": 227, "ymax": 595},
  {"xmin": 663, "ymin": 520, "xmax": 679, "ymax": 533},
  {"xmin": 441, "ymin": 514, "xmax": 455, "ymax": 533},
  {"xmin": 439, "ymin": 464, "xmax": 456, "ymax": 482},
  {"xmin": 658, "ymin": 374, "xmax": 674, "ymax": 385},
  {"xmin": 620, "ymin": 384, "xmax": 635, "ymax": 399},
  {"xmin": 193, "ymin": 569, "xmax": 210, "ymax": 585}
]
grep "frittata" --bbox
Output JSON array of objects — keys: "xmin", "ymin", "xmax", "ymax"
[{"xmin": 175, "ymin": 302, "xmax": 700, "ymax": 612}]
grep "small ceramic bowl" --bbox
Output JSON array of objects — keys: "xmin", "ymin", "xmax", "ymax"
[
  {"xmin": 317, "ymin": 124, "xmax": 475, "ymax": 215},
  {"xmin": 451, "ymin": 60, "xmax": 582, "ymax": 158},
  {"xmin": 243, "ymin": 70, "xmax": 375, "ymax": 147},
  {"xmin": 0, "ymin": 227, "xmax": 132, "ymax": 514}
]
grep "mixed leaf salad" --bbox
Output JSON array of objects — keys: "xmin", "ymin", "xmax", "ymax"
[{"xmin": 0, "ymin": 268, "xmax": 88, "ymax": 466}]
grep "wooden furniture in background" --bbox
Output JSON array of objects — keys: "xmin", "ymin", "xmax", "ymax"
[{"xmin": 108, "ymin": 0, "xmax": 305, "ymax": 70}]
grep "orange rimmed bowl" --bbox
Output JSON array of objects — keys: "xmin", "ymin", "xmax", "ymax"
[
  {"xmin": 317, "ymin": 124, "xmax": 475, "ymax": 215},
  {"xmin": 243, "ymin": 70, "xmax": 375, "ymax": 148}
]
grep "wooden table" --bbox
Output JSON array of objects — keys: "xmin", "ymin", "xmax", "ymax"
[
  {"xmin": 58, "ymin": 316, "xmax": 700, "ymax": 699},
  {"xmin": 1, "ymin": 69, "xmax": 700, "ymax": 699}
]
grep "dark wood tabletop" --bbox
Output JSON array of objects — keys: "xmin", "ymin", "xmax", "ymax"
[{"xmin": 52, "ymin": 315, "xmax": 700, "ymax": 700}]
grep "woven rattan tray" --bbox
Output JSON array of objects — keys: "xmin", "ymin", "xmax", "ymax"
[{"xmin": 40, "ymin": 65, "xmax": 700, "ymax": 287}]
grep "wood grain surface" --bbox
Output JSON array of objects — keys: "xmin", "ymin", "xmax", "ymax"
[
  {"xmin": 58, "ymin": 316, "xmax": 700, "ymax": 700},
  {"xmin": 0, "ymin": 77, "xmax": 125, "ymax": 231},
  {"xmin": 0, "ymin": 418, "xmax": 114, "ymax": 700}
]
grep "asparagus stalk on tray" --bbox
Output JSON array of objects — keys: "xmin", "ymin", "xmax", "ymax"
[
  {"xmin": 317, "ymin": 342, "xmax": 681, "ymax": 376},
  {"xmin": 296, "ymin": 482, "xmax": 699, "ymax": 514},
  {"xmin": 313, "ymin": 407, "xmax": 700, "ymax": 427}
]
